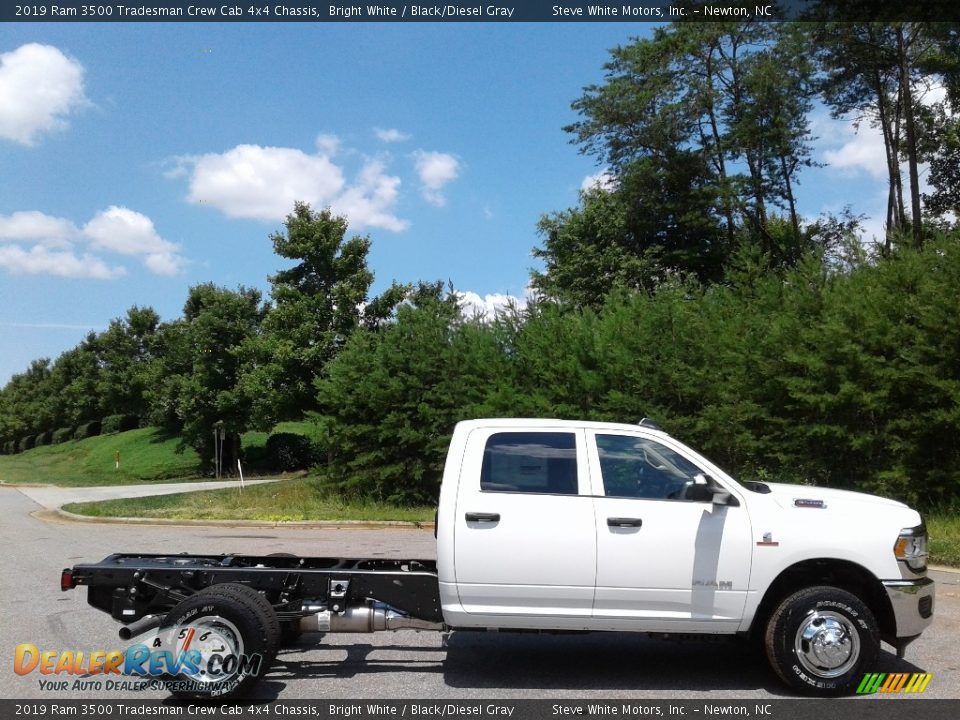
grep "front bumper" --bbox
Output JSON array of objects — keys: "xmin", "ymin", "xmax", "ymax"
[{"xmin": 882, "ymin": 576, "xmax": 935, "ymax": 640}]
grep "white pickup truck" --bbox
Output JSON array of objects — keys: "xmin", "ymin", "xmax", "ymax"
[{"xmin": 63, "ymin": 419, "xmax": 934, "ymax": 698}]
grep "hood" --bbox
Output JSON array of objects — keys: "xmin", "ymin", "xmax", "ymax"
[{"xmin": 761, "ymin": 482, "xmax": 909, "ymax": 512}]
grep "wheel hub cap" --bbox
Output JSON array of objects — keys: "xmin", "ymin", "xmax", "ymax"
[{"xmin": 794, "ymin": 611, "xmax": 860, "ymax": 679}]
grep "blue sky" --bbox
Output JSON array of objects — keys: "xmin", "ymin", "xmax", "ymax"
[{"xmin": 0, "ymin": 22, "xmax": 893, "ymax": 385}]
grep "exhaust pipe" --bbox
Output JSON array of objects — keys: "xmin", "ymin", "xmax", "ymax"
[
  {"xmin": 299, "ymin": 601, "xmax": 442, "ymax": 634},
  {"xmin": 119, "ymin": 614, "xmax": 162, "ymax": 640}
]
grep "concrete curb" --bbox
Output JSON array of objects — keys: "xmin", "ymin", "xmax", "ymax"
[
  {"xmin": 45, "ymin": 506, "xmax": 433, "ymax": 531},
  {"xmin": 1, "ymin": 482, "xmax": 62, "ymax": 488},
  {"xmin": 929, "ymin": 564, "xmax": 960, "ymax": 575}
]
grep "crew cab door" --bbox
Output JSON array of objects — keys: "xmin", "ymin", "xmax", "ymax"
[
  {"xmin": 588, "ymin": 430, "xmax": 752, "ymax": 631},
  {"xmin": 452, "ymin": 427, "xmax": 597, "ymax": 618}
]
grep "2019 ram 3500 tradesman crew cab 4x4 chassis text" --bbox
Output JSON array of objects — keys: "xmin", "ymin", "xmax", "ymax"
[{"xmin": 62, "ymin": 419, "xmax": 934, "ymax": 698}]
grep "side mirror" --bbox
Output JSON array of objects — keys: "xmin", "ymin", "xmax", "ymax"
[
  {"xmin": 685, "ymin": 483, "xmax": 715, "ymax": 502},
  {"xmin": 687, "ymin": 474, "xmax": 739, "ymax": 506},
  {"xmin": 711, "ymin": 489, "xmax": 737, "ymax": 507}
]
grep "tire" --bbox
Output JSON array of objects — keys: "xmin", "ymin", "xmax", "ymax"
[
  {"xmin": 764, "ymin": 585, "xmax": 879, "ymax": 696},
  {"xmin": 158, "ymin": 583, "xmax": 280, "ymax": 699}
]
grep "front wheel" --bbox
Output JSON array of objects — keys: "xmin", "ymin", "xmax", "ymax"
[{"xmin": 764, "ymin": 586, "xmax": 879, "ymax": 696}]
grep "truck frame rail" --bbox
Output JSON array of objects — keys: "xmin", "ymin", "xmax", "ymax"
[{"xmin": 62, "ymin": 553, "xmax": 442, "ymax": 626}]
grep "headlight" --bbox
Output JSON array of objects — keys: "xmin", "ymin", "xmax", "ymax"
[{"xmin": 894, "ymin": 524, "xmax": 928, "ymax": 572}]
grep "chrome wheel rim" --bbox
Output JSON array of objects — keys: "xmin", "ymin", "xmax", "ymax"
[
  {"xmin": 794, "ymin": 610, "xmax": 860, "ymax": 679},
  {"xmin": 161, "ymin": 615, "xmax": 245, "ymax": 685}
]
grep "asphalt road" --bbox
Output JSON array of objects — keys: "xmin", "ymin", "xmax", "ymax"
[{"xmin": 2, "ymin": 485, "xmax": 958, "ymax": 703}]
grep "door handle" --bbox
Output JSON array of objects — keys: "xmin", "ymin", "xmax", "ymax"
[
  {"xmin": 465, "ymin": 512, "xmax": 500, "ymax": 523},
  {"xmin": 607, "ymin": 517, "xmax": 642, "ymax": 528}
]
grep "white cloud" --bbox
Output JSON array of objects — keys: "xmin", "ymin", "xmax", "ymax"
[
  {"xmin": 822, "ymin": 122, "xmax": 888, "ymax": 179},
  {"xmin": 818, "ymin": 79, "xmax": 950, "ymax": 181},
  {"xmin": 83, "ymin": 206, "xmax": 185, "ymax": 275},
  {"xmin": 859, "ymin": 214, "xmax": 887, "ymax": 245},
  {"xmin": 185, "ymin": 145, "xmax": 345, "ymax": 220},
  {"xmin": 161, "ymin": 157, "xmax": 190, "ymax": 179},
  {"xmin": 0, "ymin": 244, "xmax": 124, "ymax": 279},
  {"xmin": 923, "ymin": 84, "xmax": 948, "ymax": 107},
  {"xmin": 0, "ymin": 211, "xmax": 78, "ymax": 248},
  {"xmin": 413, "ymin": 150, "xmax": 460, "ymax": 207},
  {"xmin": 0, "ymin": 207, "xmax": 184, "ymax": 279},
  {"xmin": 84, "ymin": 206, "xmax": 172, "ymax": 256},
  {"xmin": 315, "ymin": 133, "xmax": 340, "ymax": 156},
  {"xmin": 814, "ymin": 102, "xmax": 940, "ymax": 246},
  {"xmin": 0, "ymin": 43, "xmax": 87, "ymax": 145},
  {"xmin": 375, "ymin": 128, "xmax": 410, "ymax": 143},
  {"xmin": 456, "ymin": 289, "xmax": 530, "ymax": 318},
  {"xmin": 581, "ymin": 169, "xmax": 617, "ymax": 192},
  {"xmin": 144, "ymin": 252, "xmax": 182, "ymax": 276},
  {"xmin": 179, "ymin": 143, "xmax": 408, "ymax": 231},
  {"xmin": 333, "ymin": 160, "xmax": 409, "ymax": 232}
]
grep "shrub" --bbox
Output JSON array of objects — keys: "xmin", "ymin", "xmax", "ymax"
[
  {"xmin": 52, "ymin": 427, "xmax": 74, "ymax": 444},
  {"xmin": 101, "ymin": 414, "xmax": 139, "ymax": 435},
  {"xmin": 35, "ymin": 431, "xmax": 53, "ymax": 446},
  {"xmin": 241, "ymin": 443, "xmax": 270, "ymax": 472},
  {"xmin": 18, "ymin": 435, "xmax": 35, "ymax": 453},
  {"xmin": 265, "ymin": 433, "xmax": 317, "ymax": 472},
  {"xmin": 74, "ymin": 421, "xmax": 102, "ymax": 441}
]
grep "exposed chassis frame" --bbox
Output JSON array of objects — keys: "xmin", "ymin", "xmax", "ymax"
[{"xmin": 63, "ymin": 553, "xmax": 442, "ymax": 626}]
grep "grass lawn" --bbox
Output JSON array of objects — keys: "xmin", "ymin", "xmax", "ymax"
[
  {"xmin": 928, "ymin": 513, "xmax": 960, "ymax": 568},
  {"xmin": 0, "ymin": 428, "xmax": 203, "ymax": 486},
  {"xmin": 63, "ymin": 477, "xmax": 435, "ymax": 523},
  {"xmin": 240, "ymin": 420, "xmax": 323, "ymax": 448},
  {"xmin": 0, "ymin": 421, "xmax": 319, "ymax": 487}
]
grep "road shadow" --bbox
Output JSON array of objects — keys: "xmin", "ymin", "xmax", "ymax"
[
  {"xmin": 442, "ymin": 632, "xmax": 781, "ymax": 693},
  {"xmin": 156, "ymin": 631, "xmax": 931, "ymax": 703},
  {"xmin": 223, "ymin": 631, "xmax": 925, "ymax": 700},
  {"xmin": 446, "ymin": 632, "xmax": 928, "ymax": 694}
]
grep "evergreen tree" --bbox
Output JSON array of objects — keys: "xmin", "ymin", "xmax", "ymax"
[
  {"xmin": 241, "ymin": 203, "xmax": 404, "ymax": 427},
  {"xmin": 148, "ymin": 284, "xmax": 263, "ymax": 471}
]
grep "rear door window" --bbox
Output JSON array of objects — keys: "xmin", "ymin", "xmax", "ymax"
[{"xmin": 480, "ymin": 432, "xmax": 578, "ymax": 495}]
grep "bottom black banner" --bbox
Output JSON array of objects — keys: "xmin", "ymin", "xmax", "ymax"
[{"xmin": 3, "ymin": 700, "xmax": 960, "ymax": 720}]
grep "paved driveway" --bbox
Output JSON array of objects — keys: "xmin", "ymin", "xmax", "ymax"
[{"xmin": 10, "ymin": 478, "xmax": 277, "ymax": 510}]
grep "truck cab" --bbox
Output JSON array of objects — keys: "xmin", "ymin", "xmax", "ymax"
[{"xmin": 436, "ymin": 419, "xmax": 934, "ymax": 694}]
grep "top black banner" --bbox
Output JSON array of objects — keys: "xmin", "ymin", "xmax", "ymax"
[{"xmin": 3, "ymin": 0, "xmax": 960, "ymax": 23}]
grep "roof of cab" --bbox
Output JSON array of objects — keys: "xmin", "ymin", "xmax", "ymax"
[{"xmin": 454, "ymin": 418, "xmax": 671, "ymax": 437}]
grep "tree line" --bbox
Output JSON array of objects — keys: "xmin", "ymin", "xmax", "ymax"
[
  {"xmin": 2, "ymin": 21, "xmax": 958, "ymax": 507},
  {"xmin": 0, "ymin": 204, "xmax": 406, "ymax": 468}
]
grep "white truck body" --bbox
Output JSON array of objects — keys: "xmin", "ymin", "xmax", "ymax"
[{"xmin": 437, "ymin": 420, "xmax": 932, "ymax": 663}]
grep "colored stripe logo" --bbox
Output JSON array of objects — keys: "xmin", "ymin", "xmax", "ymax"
[{"xmin": 856, "ymin": 672, "xmax": 932, "ymax": 694}]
